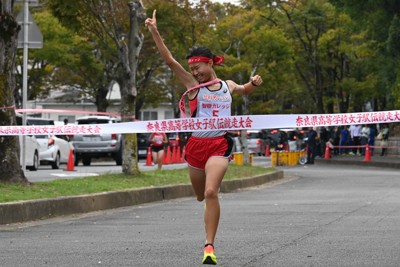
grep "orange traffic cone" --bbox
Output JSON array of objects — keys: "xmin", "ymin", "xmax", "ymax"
[
  {"xmin": 172, "ymin": 146, "xmax": 177, "ymax": 163},
  {"xmin": 181, "ymin": 146, "xmax": 186, "ymax": 163},
  {"xmin": 176, "ymin": 146, "xmax": 182, "ymax": 163},
  {"xmin": 65, "ymin": 149, "xmax": 75, "ymax": 171},
  {"xmin": 265, "ymin": 144, "xmax": 271, "ymax": 157},
  {"xmin": 324, "ymin": 144, "xmax": 331, "ymax": 159},
  {"xmin": 145, "ymin": 147, "xmax": 153, "ymax": 166},
  {"xmin": 165, "ymin": 146, "xmax": 172, "ymax": 164},
  {"xmin": 363, "ymin": 144, "xmax": 371, "ymax": 162}
]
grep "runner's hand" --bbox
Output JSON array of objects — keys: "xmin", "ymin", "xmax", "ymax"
[
  {"xmin": 145, "ymin": 10, "xmax": 157, "ymax": 29},
  {"xmin": 250, "ymin": 75, "xmax": 263, "ymax": 86}
]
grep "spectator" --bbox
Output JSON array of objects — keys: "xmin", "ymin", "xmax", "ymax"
[
  {"xmin": 333, "ymin": 126, "xmax": 340, "ymax": 155},
  {"xmin": 339, "ymin": 126, "xmax": 349, "ymax": 155},
  {"xmin": 349, "ymin": 124, "xmax": 362, "ymax": 155},
  {"xmin": 319, "ymin": 127, "xmax": 330, "ymax": 157},
  {"xmin": 306, "ymin": 127, "xmax": 317, "ymax": 164},
  {"xmin": 369, "ymin": 125, "xmax": 376, "ymax": 156},
  {"xmin": 62, "ymin": 118, "xmax": 71, "ymax": 141},
  {"xmin": 379, "ymin": 124, "xmax": 390, "ymax": 156},
  {"xmin": 360, "ymin": 124, "xmax": 370, "ymax": 156}
]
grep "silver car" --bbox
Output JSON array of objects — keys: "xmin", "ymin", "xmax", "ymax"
[
  {"xmin": 246, "ymin": 130, "xmax": 268, "ymax": 156},
  {"xmin": 70, "ymin": 116, "xmax": 122, "ymax": 166}
]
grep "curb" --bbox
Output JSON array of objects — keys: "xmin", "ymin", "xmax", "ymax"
[
  {"xmin": 0, "ymin": 171, "xmax": 284, "ymax": 225},
  {"xmin": 315, "ymin": 159, "xmax": 400, "ymax": 169}
]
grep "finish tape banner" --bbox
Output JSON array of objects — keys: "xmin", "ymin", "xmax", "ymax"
[{"xmin": 1, "ymin": 110, "xmax": 400, "ymax": 136}]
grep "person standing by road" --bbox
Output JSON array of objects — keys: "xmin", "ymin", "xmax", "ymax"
[
  {"xmin": 369, "ymin": 124, "xmax": 376, "ymax": 156},
  {"xmin": 339, "ymin": 126, "xmax": 349, "ymax": 155},
  {"xmin": 349, "ymin": 124, "xmax": 362, "ymax": 155},
  {"xmin": 360, "ymin": 124, "xmax": 370, "ymax": 156},
  {"xmin": 379, "ymin": 124, "xmax": 390, "ymax": 156},
  {"xmin": 146, "ymin": 10, "xmax": 263, "ymax": 265},
  {"xmin": 306, "ymin": 127, "xmax": 317, "ymax": 164},
  {"xmin": 149, "ymin": 132, "xmax": 168, "ymax": 170}
]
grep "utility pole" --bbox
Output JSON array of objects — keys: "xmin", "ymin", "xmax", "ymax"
[{"xmin": 16, "ymin": 0, "xmax": 42, "ymax": 173}]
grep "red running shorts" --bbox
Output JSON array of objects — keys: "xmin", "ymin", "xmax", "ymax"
[{"xmin": 185, "ymin": 134, "xmax": 233, "ymax": 170}]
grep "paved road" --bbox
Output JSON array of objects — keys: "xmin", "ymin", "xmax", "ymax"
[{"xmin": 2, "ymin": 163, "xmax": 400, "ymax": 266}]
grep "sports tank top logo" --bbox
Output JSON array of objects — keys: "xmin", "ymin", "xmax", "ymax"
[
  {"xmin": 197, "ymin": 81, "xmax": 232, "ymax": 118},
  {"xmin": 191, "ymin": 81, "xmax": 232, "ymax": 138}
]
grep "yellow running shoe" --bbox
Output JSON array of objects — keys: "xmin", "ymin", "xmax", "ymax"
[{"xmin": 202, "ymin": 244, "xmax": 217, "ymax": 265}]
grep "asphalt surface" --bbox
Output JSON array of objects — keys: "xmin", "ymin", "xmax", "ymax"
[{"xmin": 1, "ymin": 157, "xmax": 400, "ymax": 266}]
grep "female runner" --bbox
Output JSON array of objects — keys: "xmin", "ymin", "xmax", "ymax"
[{"xmin": 146, "ymin": 10, "xmax": 263, "ymax": 265}]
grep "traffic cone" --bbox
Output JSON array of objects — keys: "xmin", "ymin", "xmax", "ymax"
[
  {"xmin": 363, "ymin": 144, "xmax": 371, "ymax": 162},
  {"xmin": 324, "ymin": 144, "xmax": 331, "ymax": 159},
  {"xmin": 145, "ymin": 147, "xmax": 153, "ymax": 166},
  {"xmin": 181, "ymin": 146, "xmax": 186, "ymax": 163},
  {"xmin": 176, "ymin": 146, "xmax": 182, "ymax": 163},
  {"xmin": 265, "ymin": 144, "xmax": 271, "ymax": 157},
  {"xmin": 65, "ymin": 149, "xmax": 75, "ymax": 171},
  {"xmin": 172, "ymin": 146, "xmax": 177, "ymax": 163},
  {"xmin": 165, "ymin": 146, "xmax": 172, "ymax": 164}
]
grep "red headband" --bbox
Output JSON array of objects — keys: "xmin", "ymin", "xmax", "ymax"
[{"xmin": 188, "ymin": 55, "xmax": 224, "ymax": 65}]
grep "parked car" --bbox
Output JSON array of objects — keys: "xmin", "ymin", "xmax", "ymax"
[
  {"xmin": 284, "ymin": 129, "xmax": 307, "ymax": 151},
  {"xmin": 70, "ymin": 116, "xmax": 122, "ymax": 166},
  {"xmin": 266, "ymin": 129, "xmax": 288, "ymax": 151},
  {"xmin": 35, "ymin": 134, "xmax": 74, "ymax": 169},
  {"xmin": 246, "ymin": 130, "xmax": 268, "ymax": 156},
  {"xmin": 167, "ymin": 133, "xmax": 180, "ymax": 148},
  {"xmin": 24, "ymin": 117, "xmax": 74, "ymax": 169},
  {"xmin": 227, "ymin": 131, "xmax": 242, "ymax": 153},
  {"xmin": 16, "ymin": 114, "xmax": 40, "ymax": 171}
]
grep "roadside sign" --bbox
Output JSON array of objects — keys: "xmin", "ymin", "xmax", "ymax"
[{"xmin": 16, "ymin": 8, "xmax": 43, "ymax": 49}]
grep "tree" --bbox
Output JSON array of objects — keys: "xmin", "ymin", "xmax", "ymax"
[
  {"xmin": 330, "ymin": 0, "xmax": 400, "ymax": 111},
  {"xmin": 140, "ymin": 0, "xmax": 222, "ymax": 118},
  {"xmin": 48, "ymin": 0, "xmax": 148, "ymax": 175},
  {"xmin": 244, "ymin": 0, "xmax": 375, "ymax": 113},
  {"xmin": 0, "ymin": 0, "xmax": 29, "ymax": 183}
]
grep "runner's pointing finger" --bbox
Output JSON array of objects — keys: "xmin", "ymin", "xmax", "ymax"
[{"xmin": 153, "ymin": 9, "xmax": 157, "ymax": 21}]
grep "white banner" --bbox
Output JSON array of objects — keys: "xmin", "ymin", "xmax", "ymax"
[{"xmin": 1, "ymin": 110, "xmax": 400, "ymax": 136}]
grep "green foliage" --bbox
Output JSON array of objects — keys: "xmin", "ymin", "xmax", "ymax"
[{"xmin": 38, "ymin": 0, "xmax": 400, "ymax": 114}]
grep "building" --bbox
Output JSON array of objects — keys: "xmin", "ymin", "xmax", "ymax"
[{"xmin": 26, "ymin": 86, "xmax": 175, "ymax": 123}]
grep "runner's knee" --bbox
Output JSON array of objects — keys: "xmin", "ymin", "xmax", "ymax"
[{"xmin": 204, "ymin": 187, "xmax": 218, "ymax": 200}]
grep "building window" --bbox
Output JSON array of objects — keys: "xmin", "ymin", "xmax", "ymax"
[
  {"xmin": 164, "ymin": 110, "xmax": 174, "ymax": 119},
  {"xmin": 140, "ymin": 111, "xmax": 158, "ymax": 121}
]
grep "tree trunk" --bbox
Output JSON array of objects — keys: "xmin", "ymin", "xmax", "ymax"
[
  {"xmin": 121, "ymin": 1, "xmax": 145, "ymax": 175},
  {"xmin": 0, "ymin": 1, "xmax": 29, "ymax": 183}
]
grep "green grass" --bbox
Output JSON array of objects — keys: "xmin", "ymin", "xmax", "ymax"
[{"xmin": 0, "ymin": 165, "xmax": 275, "ymax": 203}]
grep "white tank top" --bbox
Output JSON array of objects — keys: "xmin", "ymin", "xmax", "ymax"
[{"xmin": 189, "ymin": 81, "xmax": 232, "ymax": 138}]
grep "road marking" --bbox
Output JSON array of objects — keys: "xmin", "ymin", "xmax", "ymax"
[{"xmin": 51, "ymin": 173, "xmax": 99, "ymax": 177}]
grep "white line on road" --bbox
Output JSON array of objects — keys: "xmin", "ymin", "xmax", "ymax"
[{"xmin": 51, "ymin": 173, "xmax": 100, "ymax": 178}]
